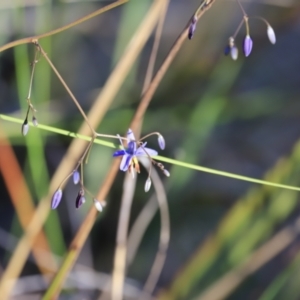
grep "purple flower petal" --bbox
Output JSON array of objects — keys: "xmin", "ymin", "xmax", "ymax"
[
  {"xmin": 243, "ymin": 35, "xmax": 253, "ymax": 57},
  {"xmin": 113, "ymin": 150, "xmax": 126, "ymax": 157},
  {"xmin": 51, "ymin": 189, "xmax": 63, "ymax": 209},
  {"xmin": 120, "ymin": 154, "xmax": 132, "ymax": 171},
  {"xmin": 135, "ymin": 147, "xmax": 158, "ymax": 156},
  {"xmin": 127, "ymin": 141, "xmax": 136, "ymax": 154},
  {"xmin": 127, "ymin": 129, "xmax": 135, "ymax": 142}
]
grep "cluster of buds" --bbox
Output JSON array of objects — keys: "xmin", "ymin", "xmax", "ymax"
[
  {"xmin": 224, "ymin": 16, "xmax": 276, "ymax": 61},
  {"xmin": 51, "ymin": 168, "xmax": 105, "ymax": 211},
  {"xmin": 51, "ymin": 128, "xmax": 169, "ymax": 211},
  {"xmin": 21, "ymin": 101, "xmax": 38, "ymax": 136},
  {"xmin": 113, "ymin": 129, "xmax": 170, "ymax": 193}
]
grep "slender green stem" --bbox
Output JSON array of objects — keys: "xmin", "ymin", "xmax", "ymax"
[{"xmin": 1, "ymin": 114, "xmax": 300, "ymax": 192}]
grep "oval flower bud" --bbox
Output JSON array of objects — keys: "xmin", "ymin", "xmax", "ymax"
[
  {"xmin": 267, "ymin": 26, "xmax": 276, "ymax": 44},
  {"xmin": 32, "ymin": 116, "xmax": 38, "ymax": 127},
  {"xmin": 188, "ymin": 17, "xmax": 197, "ymax": 40},
  {"xmin": 75, "ymin": 190, "xmax": 85, "ymax": 209},
  {"xmin": 230, "ymin": 46, "xmax": 238, "ymax": 60},
  {"xmin": 157, "ymin": 134, "xmax": 165, "ymax": 150},
  {"xmin": 243, "ymin": 35, "xmax": 253, "ymax": 57},
  {"xmin": 93, "ymin": 198, "xmax": 103, "ymax": 212},
  {"xmin": 163, "ymin": 169, "xmax": 170, "ymax": 177},
  {"xmin": 51, "ymin": 189, "xmax": 63, "ymax": 209},
  {"xmin": 144, "ymin": 177, "xmax": 152, "ymax": 192},
  {"xmin": 73, "ymin": 171, "xmax": 80, "ymax": 185},
  {"xmin": 22, "ymin": 119, "xmax": 29, "ymax": 136}
]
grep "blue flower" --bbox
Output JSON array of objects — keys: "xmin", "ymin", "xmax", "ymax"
[{"xmin": 113, "ymin": 129, "xmax": 158, "ymax": 174}]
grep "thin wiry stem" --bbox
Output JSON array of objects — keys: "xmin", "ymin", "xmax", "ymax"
[
  {"xmin": 0, "ymin": 0, "xmax": 127, "ymax": 53},
  {"xmin": 37, "ymin": 42, "xmax": 96, "ymax": 135},
  {"xmin": 138, "ymin": 159, "xmax": 170, "ymax": 299}
]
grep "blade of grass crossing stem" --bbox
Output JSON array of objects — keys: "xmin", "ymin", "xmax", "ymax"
[{"xmin": 2, "ymin": 114, "xmax": 300, "ymax": 194}]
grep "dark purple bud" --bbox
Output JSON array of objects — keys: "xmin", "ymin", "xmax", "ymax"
[
  {"xmin": 22, "ymin": 119, "xmax": 29, "ymax": 136},
  {"xmin": 243, "ymin": 35, "xmax": 253, "ymax": 57},
  {"xmin": 73, "ymin": 171, "xmax": 80, "ymax": 185},
  {"xmin": 188, "ymin": 17, "xmax": 197, "ymax": 40},
  {"xmin": 157, "ymin": 134, "xmax": 165, "ymax": 150},
  {"xmin": 75, "ymin": 190, "xmax": 85, "ymax": 209},
  {"xmin": 51, "ymin": 189, "xmax": 63, "ymax": 209},
  {"xmin": 224, "ymin": 45, "xmax": 231, "ymax": 56}
]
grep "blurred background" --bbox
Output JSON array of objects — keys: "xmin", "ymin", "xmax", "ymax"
[{"xmin": 0, "ymin": 0, "xmax": 300, "ymax": 299}]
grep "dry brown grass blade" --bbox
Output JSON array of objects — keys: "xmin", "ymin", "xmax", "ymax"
[
  {"xmin": 0, "ymin": 1, "xmax": 164, "ymax": 298},
  {"xmin": 130, "ymin": 0, "xmax": 218, "ymax": 133},
  {"xmin": 197, "ymin": 216, "xmax": 300, "ymax": 300},
  {"xmin": 110, "ymin": 2, "xmax": 170, "ymax": 299},
  {"xmin": 138, "ymin": 159, "xmax": 170, "ymax": 300},
  {"xmin": 41, "ymin": 1, "xmax": 166, "ymax": 298},
  {"xmin": 0, "ymin": 125, "xmax": 57, "ymax": 274}
]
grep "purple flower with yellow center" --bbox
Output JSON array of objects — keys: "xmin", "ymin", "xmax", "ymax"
[{"xmin": 113, "ymin": 129, "xmax": 158, "ymax": 175}]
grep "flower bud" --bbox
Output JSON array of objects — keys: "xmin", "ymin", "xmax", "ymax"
[
  {"xmin": 243, "ymin": 35, "xmax": 253, "ymax": 57},
  {"xmin": 22, "ymin": 119, "xmax": 29, "ymax": 136},
  {"xmin": 32, "ymin": 116, "xmax": 38, "ymax": 127},
  {"xmin": 75, "ymin": 190, "xmax": 85, "ymax": 209},
  {"xmin": 188, "ymin": 17, "xmax": 197, "ymax": 40},
  {"xmin": 224, "ymin": 45, "xmax": 231, "ymax": 56},
  {"xmin": 163, "ymin": 169, "xmax": 170, "ymax": 177},
  {"xmin": 157, "ymin": 134, "xmax": 165, "ymax": 150},
  {"xmin": 93, "ymin": 198, "xmax": 103, "ymax": 212},
  {"xmin": 73, "ymin": 171, "xmax": 80, "ymax": 185},
  {"xmin": 230, "ymin": 46, "xmax": 238, "ymax": 60},
  {"xmin": 144, "ymin": 177, "xmax": 152, "ymax": 192},
  {"xmin": 51, "ymin": 189, "xmax": 63, "ymax": 209},
  {"xmin": 267, "ymin": 26, "xmax": 276, "ymax": 44}
]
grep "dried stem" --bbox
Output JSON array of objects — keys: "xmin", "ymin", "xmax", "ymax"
[
  {"xmin": 37, "ymin": 42, "xmax": 96, "ymax": 135},
  {"xmin": 0, "ymin": 0, "xmax": 127, "ymax": 53},
  {"xmin": 197, "ymin": 216, "xmax": 300, "ymax": 300},
  {"xmin": 130, "ymin": 0, "xmax": 217, "ymax": 132},
  {"xmin": 138, "ymin": 159, "xmax": 170, "ymax": 299},
  {"xmin": 110, "ymin": 2, "xmax": 169, "ymax": 299}
]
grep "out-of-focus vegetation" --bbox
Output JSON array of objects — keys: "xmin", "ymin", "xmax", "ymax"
[{"xmin": 0, "ymin": 0, "xmax": 300, "ymax": 299}]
